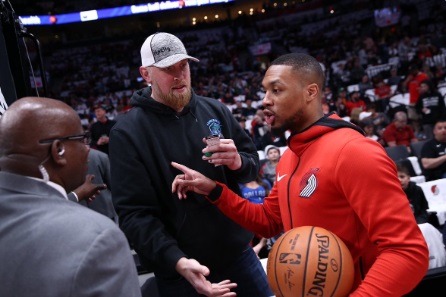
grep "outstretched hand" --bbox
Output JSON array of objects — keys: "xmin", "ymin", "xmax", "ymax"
[
  {"xmin": 175, "ymin": 257, "xmax": 237, "ymax": 297},
  {"xmin": 171, "ymin": 162, "xmax": 217, "ymax": 199},
  {"xmin": 73, "ymin": 174, "xmax": 107, "ymax": 202}
]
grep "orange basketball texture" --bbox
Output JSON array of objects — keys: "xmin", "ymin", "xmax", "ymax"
[{"xmin": 267, "ymin": 226, "xmax": 354, "ymax": 297}]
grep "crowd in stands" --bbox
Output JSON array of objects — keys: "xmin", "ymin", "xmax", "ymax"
[{"xmin": 33, "ymin": 2, "xmax": 444, "ymax": 144}]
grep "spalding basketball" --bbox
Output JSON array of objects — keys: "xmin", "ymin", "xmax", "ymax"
[{"xmin": 267, "ymin": 226, "xmax": 354, "ymax": 297}]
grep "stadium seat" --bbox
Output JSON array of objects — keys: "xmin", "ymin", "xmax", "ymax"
[
  {"xmin": 389, "ymin": 93, "xmax": 410, "ymax": 109},
  {"xmin": 364, "ymin": 89, "xmax": 376, "ymax": 102},
  {"xmin": 410, "ymin": 140, "xmax": 429, "ymax": 160},
  {"xmin": 257, "ymin": 150, "xmax": 265, "ymax": 161},
  {"xmin": 408, "ymin": 156, "xmax": 422, "ymax": 176},
  {"xmin": 385, "ymin": 145, "xmax": 410, "ymax": 162},
  {"xmin": 410, "ymin": 175, "xmax": 426, "ymax": 184},
  {"xmin": 347, "ymin": 84, "xmax": 359, "ymax": 93}
]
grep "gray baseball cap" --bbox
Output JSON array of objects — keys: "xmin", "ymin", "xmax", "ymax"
[{"xmin": 140, "ymin": 32, "xmax": 199, "ymax": 68}]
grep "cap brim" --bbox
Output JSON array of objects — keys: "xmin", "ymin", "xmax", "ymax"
[{"xmin": 151, "ymin": 54, "xmax": 199, "ymax": 68}]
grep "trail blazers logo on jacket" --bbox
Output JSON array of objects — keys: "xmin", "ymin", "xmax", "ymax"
[{"xmin": 299, "ymin": 168, "xmax": 319, "ymax": 198}]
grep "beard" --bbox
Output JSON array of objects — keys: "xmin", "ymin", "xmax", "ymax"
[
  {"xmin": 271, "ymin": 109, "xmax": 304, "ymax": 136},
  {"xmin": 152, "ymin": 79, "xmax": 192, "ymax": 111}
]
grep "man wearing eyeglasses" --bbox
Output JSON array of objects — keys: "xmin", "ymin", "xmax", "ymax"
[{"xmin": 0, "ymin": 97, "xmax": 141, "ymax": 297}]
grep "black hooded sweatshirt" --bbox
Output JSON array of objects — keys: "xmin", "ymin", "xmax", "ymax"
[
  {"xmin": 403, "ymin": 181, "xmax": 429, "ymax": 224},
  {"xmin": 109, "ymin": 87, "xmax": 259, "ymax": 278}
]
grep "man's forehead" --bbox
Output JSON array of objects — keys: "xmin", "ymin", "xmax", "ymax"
[{"xmin": 262, "ymin": 65, "xmax": 295, "ymax": 85}]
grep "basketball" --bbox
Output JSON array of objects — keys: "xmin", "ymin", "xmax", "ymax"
[{"xmin": 267, "ymin": 226, "xmax": 354, "ymax": 297}]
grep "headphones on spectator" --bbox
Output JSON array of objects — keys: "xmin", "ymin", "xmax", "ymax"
[{"xmin": 58, "ymin": 147, "xmax": 65, "ymax": 156}]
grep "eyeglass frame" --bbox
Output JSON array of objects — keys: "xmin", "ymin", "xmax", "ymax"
[{"xmin": 38, "ymin": 132, "xmax": 91, "ymax": 145}]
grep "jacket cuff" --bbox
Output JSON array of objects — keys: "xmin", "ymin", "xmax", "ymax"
[{"xmin": 206, "ymin": 183, "xmax": 223, "ymax": 202}]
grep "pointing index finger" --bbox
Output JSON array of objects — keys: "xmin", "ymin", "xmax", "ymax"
[{"xmin": 171, "ymin": 161, "xmax": 187, "ymax": 172}]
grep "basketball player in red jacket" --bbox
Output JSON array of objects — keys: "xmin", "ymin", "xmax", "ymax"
[{"xmin": 171, "ymin": 53, "xmax": 429, "ymax": 297}]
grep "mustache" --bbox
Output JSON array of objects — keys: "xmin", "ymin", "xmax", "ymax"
[{"xmin": 172, "ymin": 81, "xmax": 188, "ymax": 88}]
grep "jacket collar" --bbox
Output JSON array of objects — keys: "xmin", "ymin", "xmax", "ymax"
[{"xmin": 288, "ymin": 112, "xmax": 364, "ymax": 156}]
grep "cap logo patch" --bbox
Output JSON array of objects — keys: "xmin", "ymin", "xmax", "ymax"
[{"xmin": 153, "ymin": 47, "xmax": 171, "ymax": 57}]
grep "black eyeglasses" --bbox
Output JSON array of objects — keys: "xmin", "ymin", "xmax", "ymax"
[{"xmin": 39, "ymin": 132, "xmax": 91, "ymax": 145}]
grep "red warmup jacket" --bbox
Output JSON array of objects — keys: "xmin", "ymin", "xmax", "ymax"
[{"xmin": 209, "ymin": 113, "xmax": 429, "ymax": 297}]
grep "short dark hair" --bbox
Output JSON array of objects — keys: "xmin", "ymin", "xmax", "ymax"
[
  {"xmin": 434, "ymin": 117, "xmax": 446, "ymax": 125},
  {"xmin": 396, "ymin": 162, "xmax": 411, "ymax": 176},
  {"xmin": 271, "ymin": 53, "xmax": 325, "ymax": 89}
]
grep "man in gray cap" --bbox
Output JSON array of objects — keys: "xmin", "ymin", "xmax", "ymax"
[{"xmin": 109, "ymin": 32, "xmax": 271, "ymax": 297}]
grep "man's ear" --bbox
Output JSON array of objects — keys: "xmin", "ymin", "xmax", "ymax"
[
  {"xmin": 139, "ymin": 66, "xmax": 152, "ymax": 84},
  {"xmin": 51, "ymin": 141, "xmax": 67, "ymax": 165},
  {"xmin": 306, "ymin": 83, "xmax": 319, "ymax": 101}
]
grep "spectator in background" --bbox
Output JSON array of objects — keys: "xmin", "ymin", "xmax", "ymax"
[
  {"xmin": 337, "ymin": 87, "xmax": 348, "ymax": 105},
  {"xmin": 68, "ymin": 149, "xmax": 119, "ymax": 223},
  {"xmin": 433, "ymin": 65, "xmax": 445, "ymax": 84},
  {"xmin": 397, "ymin": 163, "xmax": 446, "ymax": 269},
  {"xmin": 402, "ymin": 64, "xmax": 429, "ymax": 134},
  {"xmin": 0, "ymin": 97, "xmax": 141, "ymax": 297},
  {"xmin": 382, "ymin": 111, "xmax": 418, "ymax": 153},
  {"xmin": 221, "ymin": 91, "xmax": 235, "ymax": 105},
  {"xmin": 361, "ymin": 103, "xmax": 390, "ymax": 139},
  {"xmin": 251, "ymin": 109, "xmax": 269, "ymax": 150},
  {"xmin": 420, "ymin": 118, "xmax": 446, "ymax": 181},
  {"xmin": 239, "ymin": 173, "xmax": 271, "ymax": 204},
  {"xmin": 358, "ymin": 74, "xmax": 374, "ymax": 95},
  {"xmin": 421, "ymin": 64, "xmax": 435, "ymax": 81},
  {"xmin": 415, "ymin": 79, "xmax": 446, "ymax": 140},
  {"xmin": 345, "ymin": 90, "xmax": 367, "ymax": 118},
  {"xmin": 241, "ymin": 98, "xmax": 258, "ymax": 118},
  {"xmin": 398, "ymin": 36, "xmax": 412, "ymax": 73},
  {"xmin": 387, "ymin": 67, "xmax": 402, "ymax": 86},
  {"xmin": 359, "ymin": 120, "xmax": 381, "ymax": 143},
  {"xmin": 89, "ymin": 104, "xmax": 116, "ymax": 155},
  {"xmin": 320, "ymin": 85, "xmax": 332, "ymax": 112},
  {"xmin": 231, "ymin": 100, "xmax": 245, "ymax": 117},
  {"xmin": 239, "ymin": 174, "xmax": 271, "ymax": 259},
  {"xmin": 396, "ymin": 162, "xmax": 429, "ymax": 224},
  {"xmin": 332, "ymin": 87, "xmax": 348, "ymax": 118},
  {"xmin": 258, "ymin": 124, "xmax": 287, "ymax": 152},
  {"xmin": 397, "ymin": 163, "xmax": 446, "ymax": 270},
  {"xmin": 236, "ymin": 116, "xmax": 252, "ymax": 139},
  {"xmin": 373, "ymin": 77, "xmax": 393, "ymax": 113},
  {"xmin": 260, "ymin": 145, "xmax": 281, "ymax": 187}
]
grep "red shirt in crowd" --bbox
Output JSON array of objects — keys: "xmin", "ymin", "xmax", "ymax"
[
  {"xmin": 408, "ymin": 72, "xmax": 429, "ymax": 105},
  {"xmin": 374, "ymin": 82, "xmax": 392, "ymax": 100},
  {"xmin": 382, "ymin": 122, "xmax": 417, "ymax": 147}
]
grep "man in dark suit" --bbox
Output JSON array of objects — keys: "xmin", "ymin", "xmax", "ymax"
[
  {"xmin": 0, "ymin": 97, "xmax": 141, "ymax": 297},
  {"xmin": 68, "ymin": 149, "xmax": 119, "ymax": 223}
]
